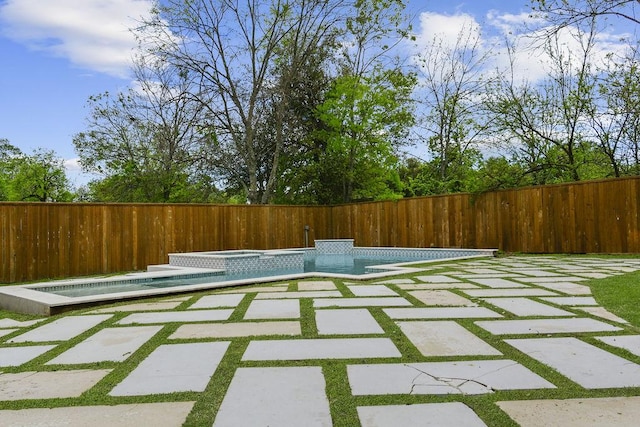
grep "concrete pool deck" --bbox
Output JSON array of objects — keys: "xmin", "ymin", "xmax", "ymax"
[{"xmin": 1, "ymin": 255, "xmax": 640, "ymax": 426}]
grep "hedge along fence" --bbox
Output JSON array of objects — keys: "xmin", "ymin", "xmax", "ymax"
[{"xmin": 2, "ymin": 176, "xmax": 640, "ymax": 283}]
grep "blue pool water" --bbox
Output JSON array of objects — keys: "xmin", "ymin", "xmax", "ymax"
[{"xmin": 40, "ymin": 254, "xmax": 425, "ymax": 297}]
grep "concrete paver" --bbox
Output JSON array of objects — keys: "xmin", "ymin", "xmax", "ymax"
[
  {"xmin": 313, "ymin": 297, "xmax": 412, "ymax": 308},
  {"xmin": 396, "ymin": 321, "xmax": 502, "ymax": 356},
  {"xmin": 110, "ymin": 342, "xmax": 230, "ymax": 396},
  {"xmin": 315, "ymin": 309, "xmax": 384, "ymax": 335},
  {"xmin": 540, "ymin": 296, "xmax": 598, "ymax": 306},
  {"xmin": 346, "ymin": 285, "xmax": 398, "ymax": 297},
  {"xmin": 0, "ymin": 369, "xmax": 111, "ymax": 400},
  {"xmin": 0, "ymin": 402, "xmax": 196, "ymax": 427},
  {"xmin": 476, "ymin": 317, "xmax": 622, "ymax": 335},
  {"xmin": 384, "ymin": 306, "xmax": 502, "ymax": 319},
  {"xmin": 47, "ymin": 326, "xmax": 163, "ymax": 364},
  {"xmin": 9, "ymin": 315, "xmax": 112, "ymax": 343},
  {"xmin": 408, "ymin": 290, "xmax": 477, "ymax": 306},
  {"xmin": 498, "ymin": 397, "xmax": 640, "ymax": 427},
  {"xmin": 467, "ymin": 278, "xmax": 529, "ymax": 288},
  {"xmin": 88, "ymin": 301, "xmax": 183, "ymax": 313},
  {"xmin": 297, "ymin": 281, "xmax": 336, "ymax": 291},
  {"xmin": 244, "ymin": 299, "xmax": 300, "ymax": 319},
  {"xmin": 463, "ymin": 288, "xmax": 558, "ymax": 298},
  {"xmin": 481, "ymin": 297, "xmax": 575, "ymax": 317},
  {"xmin": 596, "ymin": 335, "xmax": 640, "ymax": 356},
  {"xmin": 117, "ymin": 309, "xmax": 233, "ymax": 324},
  {"xmin": 188, "ymin": 294, "xmax": 245, "ymax": 308},
  {"xmin": 347, "ymin": 360, "xmax": 556, "ymax": 395},
  {"xmin": 0, "ymin": 345, "xmax": 56, "ymax": 367},
  {"xmin": 357, "ymin": 402, "xmax": 488, "ymax": 427},
  {"xmin": 242, "ymin": 338, "xmax": 401, "ymax": 361},
  {"xmin": 506, "ymin": 337, "xmax": 640, "ymax": 388},
  {"xmin": 578, "ymin": 306, "xmax": 629, "ymax": 323},
  {"xmin": 169, "ymin": 321, "xmax": 301, "ymax": 339},
  {"xmin": 213, "ymin": 367, "xmax": 332, "ymax": 427}
]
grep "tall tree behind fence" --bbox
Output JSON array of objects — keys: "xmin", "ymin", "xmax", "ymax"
[{"xmin": 2, "ymin": 177, "xmax": 640, "ymax": 283}]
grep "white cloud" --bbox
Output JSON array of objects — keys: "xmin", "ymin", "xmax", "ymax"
[
  {"xmin": 0, "ymin": 0, "xmax": 154, "ymax": 78},
  {"xmin": 411, "ymin": 9, "xmax": 635, "ymax": 86},
  {"xmin": 63, "ymin": 157, "xmax": 82, "ymax": 172}
]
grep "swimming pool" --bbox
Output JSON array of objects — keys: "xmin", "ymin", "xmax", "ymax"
[{"xmin": 0, "ymin": 240, "xmax": 496, "ymax": 315}]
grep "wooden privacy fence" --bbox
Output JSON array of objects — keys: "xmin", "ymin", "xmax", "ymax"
[{"xmin": 2, "ymin": 176, "xmax": 640, "ymax": 283}]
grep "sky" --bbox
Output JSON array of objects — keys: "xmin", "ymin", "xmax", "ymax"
[{"xmin": 0, "ymin": 0, "xmax": 634, "ymax": 187}]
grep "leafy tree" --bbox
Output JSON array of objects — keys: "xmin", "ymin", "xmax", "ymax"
[{"xmin": 0, "ymin": 147, "xmax": 73, "ymax": 202}]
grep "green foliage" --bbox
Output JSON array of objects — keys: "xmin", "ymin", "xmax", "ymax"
[
  {"xmin": 0, "ymin": 145, "xmax": 74, "ymax": 202},
  {"xmin": 313, "ymin": 69, "xmax": 416, "ymax": 203}
]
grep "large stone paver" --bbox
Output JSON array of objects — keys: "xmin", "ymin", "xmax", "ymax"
[
  {"xmin": 415, "ymin": 275, "xmax": 462, "ymax": 283},
  {"xmin": 243, "ymin": 299, "xmax": 300, "ymax": 319},
  {"xmin": 255, "ymin": 291, "xmax": 342, "ymax": 299},
  {"xmin": 357, "ymin": 402, "xmax": 488, "ymax": 427},
  {"xmin": 298, "ymin": 281, "xmax": 336, "ymax": 291},
  {"xmin": 540, "ymin": 296, "xmax": 598, "ymax": 306},
  {"xmin": 110, "ymin": 342, "xmax": 229, "ymax": 396},
  {"xmin": 313, "ymin": 297, "xmax": 412, "ymax": 308},
  {"xmin": 346, "ymin": 285, "xmax": 398, "ymax": 297},
  {"xmin": 408, "ymin": 290, "xmax": 477, "ymax": 306},
  {"xmin": 0, "ymin": 402, "xmax": 195, "ymax": 427},
  {"xmin": 47, "ymin": 326, "xmax": 163, "ymax": 364},
  {"xmin": 0, "ymin": 345, "xmax": 56, "ymax": 367},
  {"xmin": 467, "ymin": 278, "xmax": 529, "ymax": 288},
  {"xmin": 188, "ymin": 294, "xmax": 245, "ymax": 309},
  {"xmin": 596, "ymin": 335, "xmax": 640, "ymax": 356},
  {"xmin": 169, "ymin": 321, "xmax": 301, "ymax": 339},
  {"xmin": 9, "ymin": 315, "xmax": 112, "ymax": 343},
  {"xmin": 396, "ymin": 321, "xmax": 501, "ymax": 357},
  {"xmin": 242, "ymin": 338, "xmax": 401, "ymax": 361},
  {"xmin": 498, "ymin": 396, "xmax": 640, "ymax": 427},
  {"xmin": 579, "ymin": 307, "xmax": 629, "ymax": 323},
  {"xmin": 213, "ymin": 367, "xmax": 332, "ymax": 427},
  {"xmin": 347, "ymin": 360, "xmax": 555, "ymax": 395},
  {"xmin": 528, "ymin": 281, "xmax": 592, "ymax": 295},
  {"xmin": 88, "ymin": 301, "xmax": 183, "ymax": 313},
  {"xmin": 506, "ymin": 337, "xmax": 640, "ymax": 388},
  {"xmin": 117, "ymin": 309, "xmax": 233, "ymax": 324},
  {"xmin": 481, "ymin": 297, "xmax": 575, "ymax": 317},
  {"xmin": 476, "ymin": 317, "xmax": 622, "ymax": 335},
  {"xmin": 384, "ymin": 307, "xmax": 502, "ymax": 319},
  {"xmin": 315, "ymin": 309, "xmax": 384, "ymax": 335},
  {"xmin": 0, "ymin": 369, "xmax": 111, "ymax": 400},
  {"xmin": 397, "ymin": 283, "xmax": 480, "ymax": 290},
  {"xmin": 463, "ymin": 288, "xmax": 558, "ymax": 298}
]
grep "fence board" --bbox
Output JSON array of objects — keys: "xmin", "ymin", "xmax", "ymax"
[{"xmin": 3, "ymin": 177, "xmax": 640, "ymax": 283}]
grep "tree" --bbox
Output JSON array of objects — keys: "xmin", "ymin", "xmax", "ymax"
[
  {"xmin": 413, "ymin": 21, "xmax": 494, "ymax": 193},
  {"xmin": 139, "ymin": 0, "xmax": 349, "ymax": 204},
  {"xmin": 0, "ymin": 147, "xmax": 74, "ymax": 202},
  {"xmin": 589, "ymin": 44, "xmax": 640, "ymax": 176},
  {"xmin": 74, "ymin": 54, "xmax": 215, "ymax": 203},
  {"xmin": 485, "ymin": 22, "xmax": 600, "ymax": 184},
  {"xmin": 315, "ymin": 69, "xmax": 415, "ymax": 203}
]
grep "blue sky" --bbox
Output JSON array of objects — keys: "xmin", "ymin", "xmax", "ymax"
[{"xmin": 0, "ymin": 0, "xmax": 630, "ymax": 186}]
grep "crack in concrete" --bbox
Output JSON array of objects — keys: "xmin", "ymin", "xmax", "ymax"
[{"xmin": 404, "ymin": 361, "xmax": 521, "ymax": 394}]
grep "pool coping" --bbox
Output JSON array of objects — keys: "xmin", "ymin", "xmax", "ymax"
[{"xmin": 0, "ymin": 248, "xmax": 496, "ymax": 316}]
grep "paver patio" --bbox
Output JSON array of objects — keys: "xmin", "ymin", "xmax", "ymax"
[{"xmin": 1, "ymin": 255, "xmax": 640, "ymax": 425}]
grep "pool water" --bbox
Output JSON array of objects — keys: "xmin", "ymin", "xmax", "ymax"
[{"xmin": 41, "ymin": 254, "xmax": 419, "ymax": 297}]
